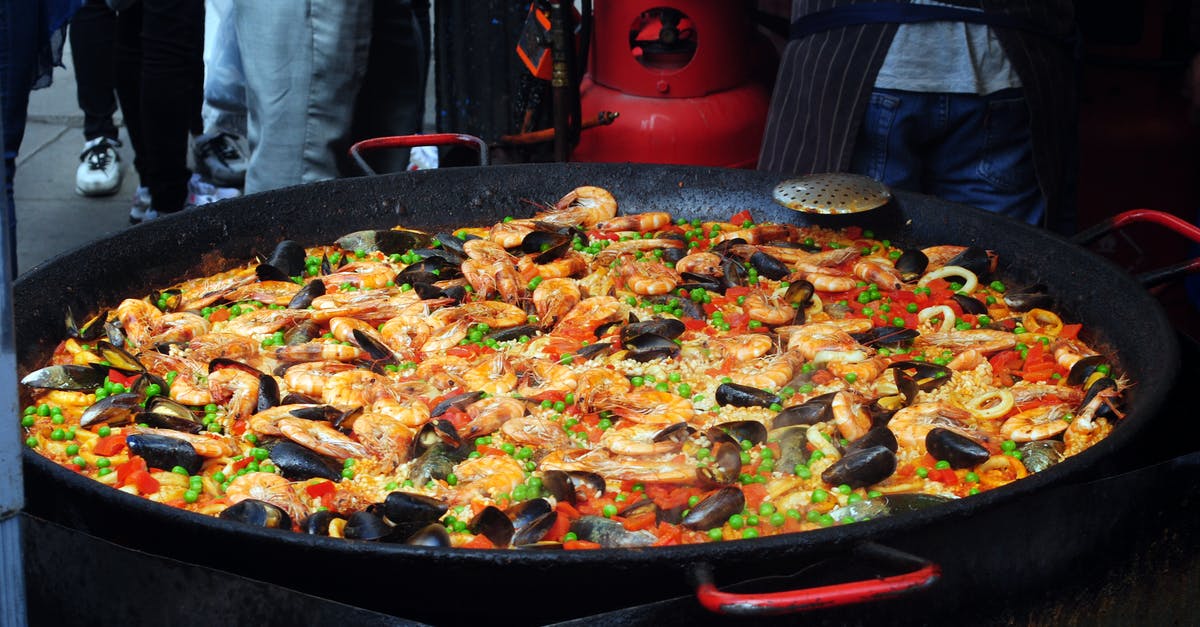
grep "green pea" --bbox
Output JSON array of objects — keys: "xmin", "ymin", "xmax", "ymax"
[{"xmin": 602, "ymin": 504, "xmax": 618, "ymax": 518}]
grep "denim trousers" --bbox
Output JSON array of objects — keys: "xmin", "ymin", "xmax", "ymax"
[
  {"xmin": 1, "ymin": 0, "xmax": 40, "ymax": 274},
  {"xmin": 849, "ymin": 87, "xmax": 1045, "ymax": 226}
]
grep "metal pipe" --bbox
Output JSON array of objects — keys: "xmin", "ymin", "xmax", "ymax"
[{"xmin": 548, "ymin": 0, "xmax": 573, "ymax": 162}]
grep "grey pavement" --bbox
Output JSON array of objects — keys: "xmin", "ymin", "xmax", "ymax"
[{"xmin": 15, "ymin": 43, "xmax": 140, "ymax": 277}]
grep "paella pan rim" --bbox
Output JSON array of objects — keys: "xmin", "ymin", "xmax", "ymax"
[{"xmin": 14, "ymin": 163, "xmax": 1179, "ymax": 567}]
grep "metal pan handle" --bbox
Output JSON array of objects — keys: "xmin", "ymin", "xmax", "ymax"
[
  {"xmin": 692, "ymin": 542, "xmax": 940, "ymax": 616},
  {"xmin": 1071, "ymin": 209, "xmax": 1200, "ymax": 287},
  {"xmin": 349, "ymin": 133, "xmax": 490, "ymax": 175}
]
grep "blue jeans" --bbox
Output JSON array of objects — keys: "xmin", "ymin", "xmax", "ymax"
[{"xmin": 849, "ymin": 87, "xmax": 1045, "ymax": 226}]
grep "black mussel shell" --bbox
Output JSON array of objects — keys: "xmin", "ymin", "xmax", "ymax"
[
  {"xmin": 749, "ymin": 251, "xmax": 790, "ymax": 280},
  {"xmin": 486, "ymin": 325, "xmax": 537, "ymax": 343},
  {"xmin": 646, "ymin": 293, "xmax": 705, "ymax": 319},
  {"xmin": 434, "ymin": 232, "xmax": 472, "ymax": 256},
  {"xmin": 845, "ymin": 427, "xmax": 899, "ymax": 454},
  {"xmin": 285, "ymin": 319, "xmax": 321, "ymax": 345},
  {"xmin": 570, "ymin": 516, "xmax": 657, "ymax": 548},
  {"xmin": 715, "ymin": 382, "xmax": 780, "ymax": 408},
  {"xmin": 66, "ymin": 306, "xmax": 111, "ymax": 341},
  {"xmin": 509, "ymin": 499, "xmax": 557, "ymax": 546},
  {"xmin": 541, "ymin": 470, "xmax": 605, "ymax": 504},
  {"xmin": 773, "ymin": 393, "xmax": 835, "ymax": 429},
  {"xmin": 850, "ymin": 327, "xmax": 919, "ymax": 347},
  {"xmin": 300, "ymin": 510, "xmax": 345, "ymax": 536},
  {"xmin": 783, "ymin": 280, "xmax": 815, "ymax": 306},
  {"xmin": 266, "ymin": 240, "xmax": 307, "ymax": 277},
  {"xmin": 405, "ymin": 523, "xmax": 453, "ymax": 547},
  {"xmin": 288, "ymin": 280, "xmax": 325, "ymax": 310},
  {"xmin": 396, "ymin": 259, "xmax": 454, "ymax": 285},
  {"xmin": 441, "ymin": 284, "xmax": 469, "ymax": 304},
  {"xmin": 682, "ymin": 487, "xmax": 746, "ymax": 530},
  {"xmin": 867, "ymin": 397, "xmax": 902, "ymax": 429},
  {"xmin": 431, "ymin": 391, "xmax": 486, "ymax": 418},
  {"xmin": 946, "ymin": 246, "xmax": 993, "ymax": 277},
  {"xmin": 1003, "ymin": 284, "xmax": 1052, "ymax": 312},
  {"xmin": 208, "ymin": 357, "xmax": 261, "ymax": 376},
  {"xmin": 882, "ymin": 493, "xmax": 953, "ymax": 514},
  {"xmin": 409, "ymin": 442, "xmax": 469, "ymax": 485},
  {"xmin": 710, "ymin": 238, "xmax": 747, "ymax": 256},
  {"xmin": 1019, "ymin": 440, "xmax": 1065, "ymax": 473},
  {"xmin": 710, "ymin": 420, "xmax": 767, "ymax": 446},
  {"xmin": 338, "ymin": 228, "xmax": 431, "ymax": 255},
  {"xmin": 470, "ymin": 505, "xmax": 515, "ymax": 547},
  {"xmin": 1067, "ymin": 355, "xmax": 1107, "ymax": 386},
  {"xmin": 126, "ymin": 433, "xmax": 202, "ymax": 474},
  {"xmin": 352, "ymin": 329, "xmax": 398, "ymax": 364},
  {"xmin": 343, "ymin": 511, "xmax": 398, "ymax": 541},
  {"xmin": 267, "ymin": 440, "xmax": 342, "ymax": 481},
  {"xmin": 895, "ymin": 249, "xmax": 929, "ymax": 282},
  {"xmin": 255, "ymin": 263, "xmax": 291, "ymax": 283},
  {"xmin": 951, "ymin": 293, "xmax": 988, "ymax": 316},
  {"xmin": 21, "ymin": 364, "xmax": 106, "ymax": 391},
  {"xmin": 721, "ymin": 256, "xmax": 749, "ymax": 288},
  {"xmin": 384, "ymin": 491, "xmax": 449, "ymax": 525},
  {"xmin": 619, "ymin": 498, "xmax": 659, "ymax": 520},
  {"xmin": 660, "ymin": 247, "xmax": 688, "ymax": 264},
  {"xmin": 821, "ymin": 445, "xmax": 897, "ymax": 488},
  {"xmin": 522, "ymin": 230, "xmax": 572, "ymax": 263},
  {"xmin": 624, "ymin": 333, "xmax": 681, "ymax": 362},
  {"xmin": 575, "ymin": 342, "xmax": 612, "ymax": 360},
  {"xmin": 1079, "ymin": 376, "xmax": 1120, "ymax": 419},
  {"xmin": 135, "ymin": 409, "xmax": 203, "ymax": 434},
  {"xmin": 279, "ymin": 392, "xmax": 321, "ymax": 406},
  {"xmin": 150, "ymin": 289, "xmax": 183, "ymax": 313},
  {"xmin": 925, "ymin": 428, "xmax": 990, "ymax": 469},
  {"xmin": 887, "ymin": 361, "xmax": 952, "ymax": 391},
  {"xmin": 219, "ymin": 500, "xmax": 291, "ymax": 529},
  {"xmin": 79, "ymin": 392, "xmax": 142, "ymax": 428},
  {"xmin": 285, "ymin": 404, "xmax": 341, "ymax": 423},
  {"xmin": 410, "ymin": 282, "xmax": 445, "ymax": 300},
  {"xmin": 621, "ymin": 317, "xmax": 685, "ymax": 342},
  {"xmin": 654, "ymin": 422, "xmax": 695, "ymax": 444},
  {"xmin": 697, "ymin": 440, "xmax": 742, "ymax": 486},
  {"xmin": 94, "ymin": 340, "xmax": 145, "ymax": 373},
  {"xmin": 412, "ymin": 247, "xmax": 466, "ymax": 265},
  {"xmin": 411, "ymin": 419, "xmax": 462, "ymax": 458},
  {"xmin": 257, "ymin": 373, "xmax": 280, "ymax": 412},
  {"xmin": 675, "ymin": 279, "xmax": 724, "ymax": 294}
]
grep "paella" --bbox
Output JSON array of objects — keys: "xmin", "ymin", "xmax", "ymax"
[{"xmin": 20, "ymin": 186, "xmax": 1126, "ymax": 549}]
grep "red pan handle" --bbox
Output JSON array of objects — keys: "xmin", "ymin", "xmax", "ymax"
[
  {"xmin": 1071, "ymin": 209, "xmax": 1200, "ymax": 288},
  {"xmin": 693, "ymin": 543, "xmax": 940, "ymax": 616},
  {"xmin": 349, "ymin": 133, "xmax": 490, "ymax": 175}
]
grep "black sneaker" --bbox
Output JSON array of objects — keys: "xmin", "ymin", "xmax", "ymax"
[{"xmin": 193, "ymin": 132, "xmax": 248, "ymax": 187}]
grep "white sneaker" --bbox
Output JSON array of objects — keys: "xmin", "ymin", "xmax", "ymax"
[
  {"xmin": 76, "ymin": 137, "xmax": 123, "ymax": 196},
  {"xmin": 187, "ymin": 173, "xmax": 240, "ymax": 206},
  {"xmin": 128, "ymin": 186, "xmax": 153, "ymax": 224}
]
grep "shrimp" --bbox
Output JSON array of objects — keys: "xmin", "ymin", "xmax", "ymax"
[
  {"xmin": 224, "ymin": 280, "xmax": 303, "ymax": 306},
  {"xmin": 488, "ymin": 219, "xmax": 538, "ymax": 248},
  {"xmin": 742, "ymin": 290, "xmax": 796, "ymax": 326},
  {"xmin": 461, "ymin": 396, "xmax": 527, "ymax": 439},
  {"xmin": 115, "ymin": 298, "xmax": 163, "ymax": 347},
  {"xmin": 831, "ymin": 390, "xmax": 872, "ymax": 441},
  {"xmin": 594, "ymin": 211, "xmax": 672, "ymax": 233},
  {"xmin": 133, "ymin": 427, "xmax": 238, "ymax": 458},
  {"xmin": 143, "ymin": 312, "xmax": 212, "ymax": 347},
  {"xmin": 379, "ymin": 315, "xmax": 432, "ymax": 355},
  {"xmin": 916, "ymin": 329, "xmax": 1016, "ymax": 354},
  {"xmin": 274, "ymin": 341, "xmax": 367, "ymax": 363},
  {"xmin": 460, "ymin": 301, "xmax": 528, "ymax": 328},
  {"xmin": 592, "ymin": 239, "xmax": 686, "ymax": 265},
  {"xmin": 1063, "ymin": 382, "xmax": 1123, "ymax": 456},
  {"xmin": 282, "ymin": 361, "xmax": 357, "ymax": 397},
  {"xmin": 247, "ymin": 404, "xmax": 323, "ymax": 436},
  {"xmin": 461, "ymin": 352, "xmax": 517, "ymax": 395},
  {"xmin": 1052, "ymin": 338, "xmax": 1099, "ymax": 372},
  {"xmin": 674, "ymin": 252, "xmax": 724, "ymax": 276},
  {"xmin": 618, "ymin": 257, "xmax": 680, "ymax": 296},
  {"xmin": 601, "ymin": 388, "xmax": 694, "ymax": 426},
  {"xmin": 517, "ymin": 252, "xmax": 588, "ymax": 282},
  {"xmin": 223, "ymin": 472, "xmax": 307, "ymax": 523},
  {"xmin": 421, "ymin": 319, "xmax": 471, "ymax": 354},
  {"xmin": 461, "ymin": 258, "xmax": 525, "ymax": 302},
  {"xmin": 137, "ymin": 352, "xmax": 212, "ymax": 406},
  {"xmin": 853, "ymin": 258, "xmax": 903, "ymax": 290},
  {"xmin": 322, "ymin": 370, "xmax": 399, "ymax": 410},
  {"xmin": 516, "ymin": 358, "xmax": 579, "ymax": 397},
  {"xmin": 731, "ymin": 351, "xmax": 803, "ymax": 391},
  {"xmin": 277, "ymin": 417, "xmax": 368, "ymax": 460},
  {"xmin": 208, "ymin": 366, "xmax": 262, "ymax": 420},
  {"xmin": 187, "ymin": 332, "xmax": 262, "ymax": 366},
  {"xmin": 320, "ymin": 261, "xmax": 396, "ymax": 290},
  {"xmin": 449, "ymin": 455, "xmax": 527, "ymax": 503},
  {"xmin": 368, "ymin": 397, "xmax": 431, "ymax": 428},
  {"xmin": 600, "ymin": 423, "xmax": 685, "ymax": 456},
  {"xmin": 535, "ymin": 186, "xmax": 618, "ymax": 228},
  {"xmin": 533, "ymin": 278, "xmax": 582, "ymax": 330},
  {"xmin": 805, "ymin": 272, "xmax": 858, "ymax": 293},
  {"xmin": 712, "ymin": 224, "xmax": 803, "ymax": 246},
  {"xmin": 500, "ymin": 416, "xmax": 579, "ymax": 450},
  {"xmin": 785, "ymin": 323, "xmax": 869, "ymax": 364},
  {"xmin": 463, "ymin": 238, "xmax": 512, "ymax": 263},
  {"xmin": 1000, "ymin": 403, "xmax": 1071, "ymax": 442},
  {"xmin": 712, "ymin": 333, "xmax": 775, "ymax": 361},
  {"xmin": 554, "ymin": 296, "xmax": 626, "ymax": 340},
  {"xmin": 351, "ymin": 412, "xmax": 415, "ymax": 465},
  {"xmin": 888, "ymin": 403, "xmax": 976, "ymax": 450},
  {"xmin": 176, "ymin": 265, "xmax": 258, "ymax": 310},
  {"xmin": 413, "ymin": 355, "xmax": 472, "ymax": 390},
  {"xmin": 574, "ymin": 367, "xmax": 632, "ymax": 411},
  {"xmin": 329, "ymin": 316, "xmax": 383, "ymax": 344},
  {"xmin": 522, "ymin": 334, "xmax": 583, "ymax": 360},
  {"xmin": 219, "ymin": 308, "xmax": 310, "ymax": 338},
  {"xmin": 539, "ymin": 448, "xmax": 697, "ymax": 483},
  {"xmin": 828, "ymin": 356, "xmax": 890, "ymax": 384}
]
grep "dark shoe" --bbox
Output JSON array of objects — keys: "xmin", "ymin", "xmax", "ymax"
[{"xmin": 193, "ymin": 132, "xmax": 248, "ymax": 187}]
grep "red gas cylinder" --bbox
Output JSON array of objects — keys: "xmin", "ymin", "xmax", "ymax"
[{"xmin": 572, "ymin": 0, "xmax": 773, "ymax": 168}]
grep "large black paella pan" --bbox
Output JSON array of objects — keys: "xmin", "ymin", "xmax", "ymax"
[{"xmin": 14, "ymin": 163, "xmax": 1178, "ymax": 623}]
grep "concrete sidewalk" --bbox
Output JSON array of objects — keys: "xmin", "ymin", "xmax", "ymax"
[{"xmin": 15, "ymin": 43, "xmax": 139, "ymax": 276}]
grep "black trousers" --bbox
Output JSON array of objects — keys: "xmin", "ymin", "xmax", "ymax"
[
  {"xmin": 113, "ymin": 0, "xmax": 203, "ymax": 213},
  {"xmin": 69, "ymin": 0, "xmax": 120, "ymax": 143}
]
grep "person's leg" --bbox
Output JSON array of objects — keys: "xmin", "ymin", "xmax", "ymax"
[
  {"xmin": 925, "ymin": 89, "xmax": 1044, "ymax": 225},
  {"xmin": 0, "ymin": 0, "xmax": 39, "ymax": 273},
  {"xmin": 69, "ymin": 0, "xmax": 119, "ymax": 142},
  {"xmin": 113, "ymin": 2, "xmax": 145, "ymax": 181},
  {"xmin": 138, "ymin": 0, "xmax": 203, "ymax": 214},
  {"xmin": 234, "ymin": 0, "xmax": 371, "ymax": 193},
  {"xmin": 848, "ymin": 89, "xmax": 929, "ymax": 192}
]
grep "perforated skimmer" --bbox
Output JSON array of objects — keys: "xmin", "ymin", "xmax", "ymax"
[{"xmin": 772, "ymin": 173, "xmax": 892, "ymax": 215}]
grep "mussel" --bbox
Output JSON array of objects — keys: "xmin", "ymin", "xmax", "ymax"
[
  {"xmin": 887, "ymin": 361, "xmax": 952, "ymax": 392},
  {"xmin": 1002, "ymin": 283, "xmax": 1053, "ymax": 312},
  {"xmin": 541, "ymin": 470, "xmax": 605, "ymax": 504},
  {"xmin": 623, "ymin": 333, "xmax": 681, "ymax": 362},
  {"xmin": 136, "ymin": 397, "xmax": 204, "ymax": 433},
  {"xmin": 715, "ymin": 382, "xmax": 780, "ymax": 409},
  {"xmin": 126, "ymin": 433, "xmax": 202, "ymax": 474},
  {"xmin": 79, "ymin": 392, "xmax": 142, "ymax": 428},
  {"xmin": 266, "ymin": 240, "xmax": 307, "ymax": 277},
  {"xmin": 299, "ymin": 510, "xmax": 345, "ymax": 536},
  {"xmin": 844, "ymin": 426, "xmax": 899, "ymax": 454},
  {"xmin": 287, "ymin": 279, "xmax": 325, "ymax": 310},
  {"xmin": 219, "ymin": 499, "xmax": 291, "ymax": 530},
  {"xmin": 1019, "ymin": 440, "xmax": 1065, "ymax": 473},
  {"xmin": 431, "ymin": 391, "xmax": 485, "ymax": 418},
  {"xmin": 521, "ymin": 230, "xmax": 572, "ymax": 263},
  {"xmin": 20, "ymin": 364, "xmax": 107, "ymax": 391},
  {"xmin": 569, "ymin": 516, "xmax": 657, "ymax": 548},
  {"xmin": 1066, "ymin": 354, "xmax": 1107, "ymax": 386},
  {"xmin": 383, "ymin": 491, "xmax": 449, "ymax": 525},
  {"xmin": 343, "ymin": 511, "xmax": 398, "ymax": 542},
  {"xmin": 681, "ymin": 487, "xmax": 746, "ymax": 530},
  {"xmin": 925, "ymin": 428, "xmax": 989, "ymax": 469},
  {"xmin": 485, "ymin": 324, "xmax": 538, "ymax": 343},
  {"xmin": 405, "ymin": 523, "xmax": 452, "ymax": 547},
  {"xmin": 65, "ymin": 305, "xmax": 111, "ymax": 341},
  {"xmin": 508, "ymin": 498, "xmax": 557, "ymax": 546},
  {"xmin": 696, "ymin": 440, "xmax": 742, "ymax": 486},
  {"xmin": 749, "ymin": 251, "xmax": 790, "ymax": 280},
  {"xmin": 945, "ymin": 246, "xmax": 995, "ymax": 277},
  {"xmin": 950, "ymin": 293, "xmax": 988, "ymax": 316},
  {"xmin": 337, "ymin": 228, "xmax": 431, "ymax": 255},
  {"xmin": 820, "ymin": 445, "xmax": 897, "ymax": 488},
  {"xmin": 894, "ymin": 249, "xmax": 929, "ymax": 282},
  {"xmin": 850, "ymin": 326, "xmax": 919, "ymax": 347},
  {"xmin": 469, "ymin": 506, "xmax": 515, "ymax": 547},
  {"xmin": 620, "ymin": 318, "xmax": 685, "ymax": 343},
  {"xmin": 708, "ymin": 420, "xmax": 767, "ymax": 446},
  {"xmin": 772, "ymin": 393, "xmax": 835, "ymax": 428},
  {"xmin": 267, "ymin": 440, "xmax": 342, "ymax": 481}
]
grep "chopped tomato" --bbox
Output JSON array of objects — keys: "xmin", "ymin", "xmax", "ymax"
[
  {"xmin": 728, "ymin": 209, "xmax": 753, "ymax": 225},
  {"xmin": 208, "ymin": 308, "xmax": 231, "ymax": 322},
  {"xmin": 93, "ymin": 434, "xmax": 127, "ymax": 456},
  {"xmin": 843, "ymin": 226, "xmax": 863, "ymax": 240},
  {"xmin": 545, "ymin": 510, "xmax": 572, "ymax": 542},
  {"xmin": 1059, "ymin": 323, "xmax": 1082, "ymax": 340},
  {"xmin": 231, "ymin": 456, "xmax": 254, "ymax": 472},
  {"xmin": 742, "ymin": 483, "xmax": 768, "ymax": 510},
  {"xmin": 555, "ymin": 500, "xmax": 582, "ymax": 520},
  {"xmin": 682, "ymin": 317, "xmax": 708, "ymax": 332},
  {"xmin": 129, "ymin": 469, "xmax": 161, "ymax": 495},
  {"xmin": 305, "ymin": 481, "xmax": 337, "ymax": 499},
  {"xmin": 107, "ymin": 369, "xmax": 140, "ymax": 387},
  {"xmin": 440, "ymin": 407, "xmax": 472, "ymax": 431},
  {"xmin": 115, "ymin": 456, "xmax": 147, "ymax": 484},
  {"xmin": 564, "ymin": 540, "xmax": 603, "ymax": 550},
  {"xmin": 230, "ymin": 419, "xmax": 247, "ymax": 436},
  {"xmin": 462, "ymin": 534, "xmax": 496, "ymax": 549},
  {"xmin": 929, "ymin": 469, "xmax": 959, "ymax": 485},
  {"xmin": 475, "ymin": 445, "xmax": 508, "ymax": 457},
  {"xmin": 622, "ymin": 511, "xmax": 658, "ymax": 531},
  {"xmin": 652, "ymin": 522, "xmax": 682, "ymax": 546},
  {"xmin": 725, "ymin": 286, "xmax": 753, "ymax": 299},
  {"xmin": 646, "ymin": 485, "xmax": 702, "ymax": 510},
  {"xmin": 810, "ymin": 370, "xmax": 835, "ymax": 386},
  {"xmin": 446, "ymin": 346, "xmax": 479, "ymax": 359}
]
